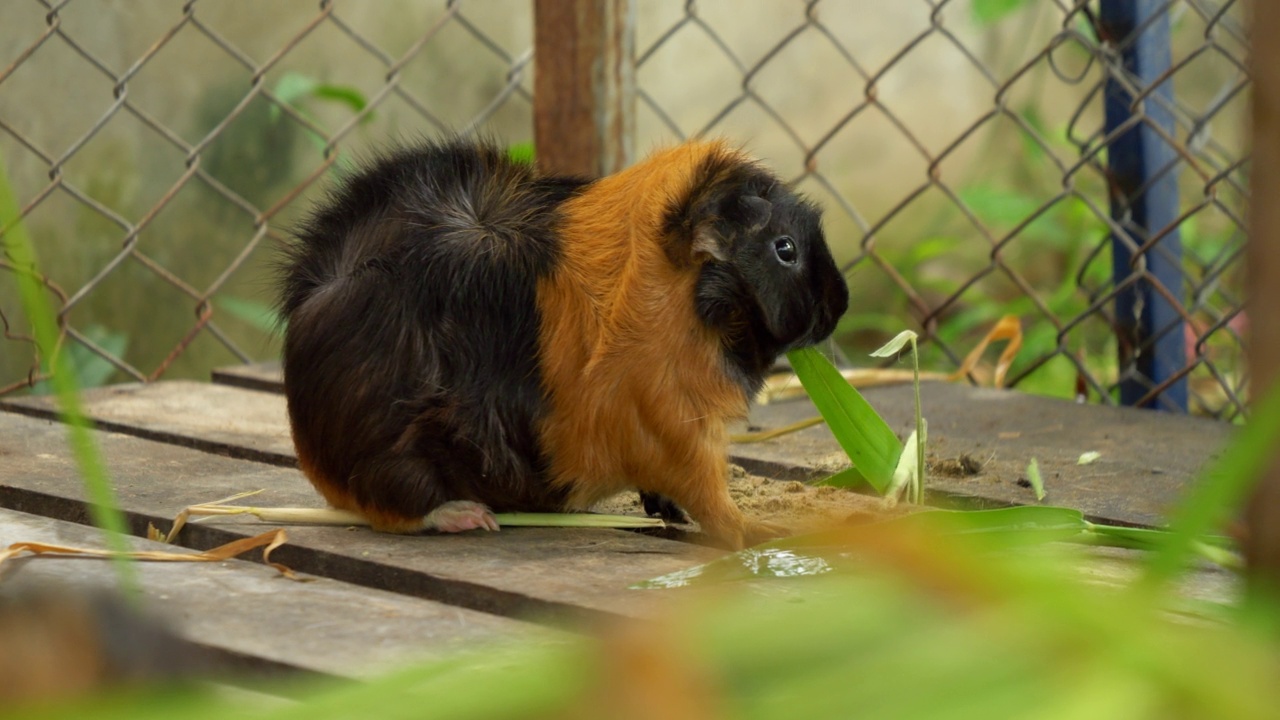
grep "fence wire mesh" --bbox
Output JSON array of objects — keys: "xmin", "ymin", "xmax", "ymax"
[
  {"xmin": 0, "ymin": 0, "xmax": 534, "ymax": 393},
  {"xmin": 636, "ymin": 0, "xmax": 1248, "ymax": 418},
  {"xmin": 0, "ymin": 0, "xmax": 1250, "ymax": 420}
]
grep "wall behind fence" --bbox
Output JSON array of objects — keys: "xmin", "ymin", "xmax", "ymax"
[{"xmin": 0, "ymin": 0, "xmax": 1250, "ymax": 420}]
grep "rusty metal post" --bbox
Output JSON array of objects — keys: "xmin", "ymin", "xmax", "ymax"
[
  {"xmin": 533, "ymin": 0, "xmax": 636, "ymax": 177},
  {"xmin": 1246, "ymin": 0, "xmax": 1280, "ymax": 584}
]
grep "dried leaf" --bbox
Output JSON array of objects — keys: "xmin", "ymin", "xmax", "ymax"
[
  {"xmin": 0, "ymin": 530, "xmax": 303, "ymax": 580},
  {"xmin": 731, "ymin": 416, "xmax": 825, "ymax": 444},
  {"xmin": 948, "ymin": 315, "xmax": 1024, "ymax": 387},
  {"xmin": 759, "ymin": 367, "xmax": 948, "ymax": 403}
]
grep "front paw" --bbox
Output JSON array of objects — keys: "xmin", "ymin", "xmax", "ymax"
[
  {"xmin": 743, "ymin": 520, "xmax": 790, "ymax": 547},
  {"xmin": 702, "ymin": 517, "xmax": 790, "ymax": 551},
  {"xmin": 639, "ymin": 491, "xmax": 692, "ymax": 524}
]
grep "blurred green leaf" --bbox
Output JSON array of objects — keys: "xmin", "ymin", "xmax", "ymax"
[
  {"xmin": 31, "ymin": 324, "xmax": 128, "ymax": 393},
  {"xmin": 217, "ymin": 296, "xmax": 283, "ymax": 335},
  {"xmin": 271, "ymin": 72, "xmax": 318, "ymax": 112},
  {"xmin": 311, "ymin": 84, "xmax": 368, "ymax": 114},
  {"xmin": 1017, "ymin": 105, "xmax": 1048, "ymax": 162},
  {"xmin": 973, "ymin": 0, "xmax": 1032, "ymax": 24},
  {"xmin": 507, "ymin": 142, "xmax": 535, "ymax": 165},
  {"xmin": 960, "ymin": 184, "xmax": 1041, "ymax": 229},
  {"xmin": 271, "ymin": 72, "xmax": 369, "ymax": 119}
]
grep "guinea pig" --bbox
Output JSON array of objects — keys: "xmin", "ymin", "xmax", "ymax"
[{"xmin": 279, "ymin": 138, "xmax": 849, "ymax": 549}]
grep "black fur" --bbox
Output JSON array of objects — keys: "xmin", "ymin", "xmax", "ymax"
[
  {"xmin": 640, "ymin": 490, "xmax": 692, "ymax": 524},
  {"xmin": 666, "ymin": 152, "xmax": 850, "ymax": 397},
  {"xmin": 280, "ymin": 140, "xmax": 588, "ymax": 516}
]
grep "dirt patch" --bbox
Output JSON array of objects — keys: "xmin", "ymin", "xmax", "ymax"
[
  {"xmin": 593, "ymin": 464, "xmax": 905, "ymax": 536},
  {"xmin": 930, "ymin": 453, "xmax": 985, "ymax": 478}
]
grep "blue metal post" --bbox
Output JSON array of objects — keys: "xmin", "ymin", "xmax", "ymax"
[{"xmin": 1101, "ymin": 0, "xmax": 1188, "ymax": 411}]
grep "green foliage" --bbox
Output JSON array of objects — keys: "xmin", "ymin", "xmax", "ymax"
[
  {"xmin": 30, "ymin": 324, "xmax": 128, "ymax": 394},
  {"xmin": 267, "ymin": 72, "xmax": 373, "ymax": 174},
  {"xmin": 507, "ymin": 141, "xmax": 536, "ymax": 165},
  {"xmin": 971, "ymin": 0, "xmax": 1033, "ymax": 25},
  {"xmin": 271, "ymin": 72, "xmax": 371, "ymax": 123},
  {"xmin": 216, "ymin": 296, "xmax": 283, "ymax": 335}
]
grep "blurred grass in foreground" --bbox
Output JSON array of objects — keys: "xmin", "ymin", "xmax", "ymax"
[
  {"xmin": 9, "ymin": 516, "xmax": 1278, "ymax": 720},
  {"xmin": 8, "ymin": 358, "xmax": 1280, "ymax": 718}
]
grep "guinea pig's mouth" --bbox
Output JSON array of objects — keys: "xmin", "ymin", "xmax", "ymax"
[
  {"xmin": 782, "ymin": 313, "xmax": 836, "ymax": 352},
  {"xmin": 773, "ymin": 283, "xmax": 848, "ymax": 352},
  {"xmin": 765, "ymin": 305, "xmax": 831, "ymax": 353}
]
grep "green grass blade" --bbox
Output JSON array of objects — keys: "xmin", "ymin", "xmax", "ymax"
[
  {"xmin": 813, "ymin": 466, "xmax": 871, "ymax": 490},
  {"xmin": 786, "ymin": 347, "xmax": 902, "ymax": 493},
  {"xmin": 872, "ymin": 331, "xmax": 926, "ymax": 503},
  {"xmin": 1077, "ymin": 523, "xmax": 1243, "ymax": 570},
  {"xmin": 1, "ymin": 148, "xmax": 139, "ymax": 597},
  {"xmin": 1142, "ymin": 378, "xmax": 1280, "ymax": 586}
]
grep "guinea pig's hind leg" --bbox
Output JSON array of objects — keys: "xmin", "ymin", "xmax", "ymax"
[
  {"xmin": 639, "ymin": 491, "xmax": 692, "ymax": 524},
  {"xmin": 352, "ymin": 445, "xmax": 499, "ymax": 534},
  {"xmin": 423, "ymin": 501, "xmax": 501, "ymax": 533}
]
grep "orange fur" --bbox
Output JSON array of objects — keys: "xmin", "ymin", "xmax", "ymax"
[{"xmin": 537, "ymin": 141, "xmax": 779, "ymax": 548}]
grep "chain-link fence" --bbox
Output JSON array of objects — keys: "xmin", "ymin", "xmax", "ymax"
[
  {"xmin": 0, "ymin": 1, "xmax": 1250, "ymax": 420},
  {"xmin": 0, "ymin": 0, "xmax": 535, "ymax": 393}
]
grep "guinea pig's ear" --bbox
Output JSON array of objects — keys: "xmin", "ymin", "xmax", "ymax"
[
  {"xmin": 691, "ymin": 194, "xmax": 772, "ymax": 262},
  {"xmin": 692, "ymin": 228, "xmax": 730, "ymax": 262},
  {"xmin": 738, "ymin": 194, "xmax": 773, "ymax": 233}
]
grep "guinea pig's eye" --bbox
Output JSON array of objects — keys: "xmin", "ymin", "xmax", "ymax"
[{"xmin": 773, "ymin": 236, "xmax": 798, "ymax": 265}]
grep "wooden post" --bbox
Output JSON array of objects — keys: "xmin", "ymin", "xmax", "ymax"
[
  {"xmin": 533, "ymin": 0, "xmax": 636, "ymax": 177},
  {"xmin": 1246, "ymin": 0, "xmax": 1280, "ymax": 584}
]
